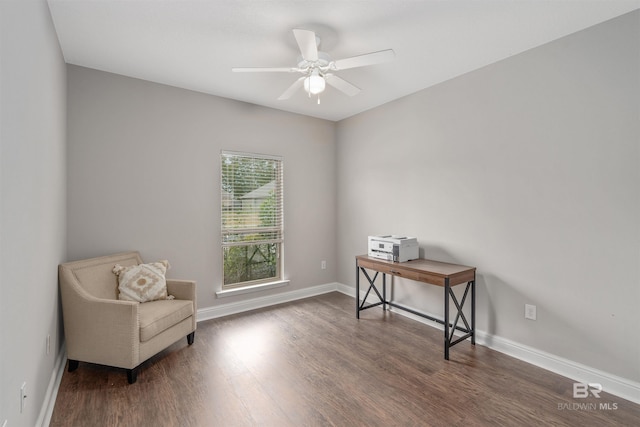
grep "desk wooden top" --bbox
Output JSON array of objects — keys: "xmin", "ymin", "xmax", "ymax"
[{"xmin": 356, "ymin": 255, "xmax": 476, "ymax": 287}]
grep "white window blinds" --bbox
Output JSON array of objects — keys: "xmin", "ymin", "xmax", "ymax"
[{"xmin": 221, "ymin": 151, "xmax": 283, "ymax": 287}]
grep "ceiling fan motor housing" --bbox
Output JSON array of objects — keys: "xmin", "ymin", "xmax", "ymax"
[{"xmin": 297, "ymin": 51, "xmax": 333, "ymax": 75}]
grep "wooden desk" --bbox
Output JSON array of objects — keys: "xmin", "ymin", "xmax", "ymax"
[{"xmin": 356, "ymin": 255, "xmax": 476, "ymax": 360}]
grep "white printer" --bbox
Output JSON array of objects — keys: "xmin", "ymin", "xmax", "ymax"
[{"xmin": 368, "ymin": 235, "xmax": 419, "ymax": 262}]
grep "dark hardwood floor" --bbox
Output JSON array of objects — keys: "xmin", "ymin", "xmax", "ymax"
[{"xmin": 50, "ymin": 292, "xmax": 639, "ymax": 426}]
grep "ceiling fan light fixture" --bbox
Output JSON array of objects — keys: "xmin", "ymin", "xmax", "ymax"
[{"xmin": 304, "ymin": 70, "xmax": 325, "ymax": 95}]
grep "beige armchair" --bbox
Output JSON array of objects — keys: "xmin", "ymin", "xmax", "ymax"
[{"xmin": 58, "ymin": 251, "xmax": 197, "ymax": 383}]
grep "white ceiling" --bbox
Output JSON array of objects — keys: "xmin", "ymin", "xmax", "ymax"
[{"xmin": 47, "ymin": 0, "xmax": 639, "ymax": 122}]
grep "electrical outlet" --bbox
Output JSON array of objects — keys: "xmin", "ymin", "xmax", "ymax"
[
  {"xmin": 525, "ymin": 304, "xmax": 537, "ymax": 320},
  {"xmin": 20, "ymin": 382, "xmax": 27, "ymax": 413},
  {"xmin": 321, "ymin": 260, "xmax": 326, "ymax": 270}
]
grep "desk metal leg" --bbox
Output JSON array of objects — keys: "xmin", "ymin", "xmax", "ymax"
[
  {"xmin": 471, "ymin": 278, "xmax": 476, "ymax": 345},
  {"xmin": 356, "ymin": 264, "xmax": 360, "ymax": 319},
  {"xmin": 383, "ymin": 273, "xmax": 386, "ymax": 311},
  {"xmin": 355, "ymin": 266, "xmax": 386, "ymax": 316},
  {"xmin": 444, "ymin": 279, "xmax": 450, "ymax": 360}
]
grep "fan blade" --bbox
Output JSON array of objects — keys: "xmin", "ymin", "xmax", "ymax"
[
  {"xmin": 292, "ymin": 29, "xmax": 318, "ymax": 62},
  {"xmin": 333, "ymin": 49, "xmax": 395, "ymax": 70},
  {"xmin": 278, "ymin": 76, "xmax": 306, "ymax": 100},
  {"xmin": 325, "ymin": 74, "xmax": 361, "ymax": 97},
  {"xmin": 232, "ymin": 67, "xmax": 298, "ymax": 73}
]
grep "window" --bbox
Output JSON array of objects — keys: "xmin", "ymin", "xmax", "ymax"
[{"xmin": 221, "ymin": 151, "xmax": 283, "ymax": 289}]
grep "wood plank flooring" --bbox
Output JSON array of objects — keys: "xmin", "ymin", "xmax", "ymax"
[{"xmin": 50, "ymin": 292, "xmax": 639, "ymax": 426}]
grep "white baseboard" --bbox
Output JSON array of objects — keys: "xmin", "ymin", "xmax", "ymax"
[
  {"xmin": 197, "ymin": 282, "xmax": 340, "ymax": 322},
  {"xmin": 37, "ymin": 342, "xmax": 67, "ymax": 427},
  {"xmin": 336, "ymin": 283, "xmax": 640, "ymax": 404},
  {"xmin": 476, "ymin": 331, "xmax": 640, "ymax": 405}
]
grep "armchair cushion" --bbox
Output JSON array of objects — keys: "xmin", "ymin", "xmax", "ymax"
[
  {"xmin": 113, "ymin": 260, "xmax": 173, "ymax": 303},
  {"xmin": 139, "ymin": 300, "xmax": 193, "ymax": 342}
]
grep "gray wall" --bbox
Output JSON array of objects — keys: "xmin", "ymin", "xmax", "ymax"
[
  {"xmin": 0, "ymin": 0, "xmax": 67, "ymax": 425},
  {"xmin": 66, "ymin": 65, "xmax": 337, "ymax": 309},
  {"xmin": 336, "ymin": 11, "xmax": 639, "ymax": 382}
]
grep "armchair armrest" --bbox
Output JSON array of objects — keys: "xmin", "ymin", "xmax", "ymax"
[
  {"xmin": 61, "ymin": 281, "xmax": 140, "ymax": 368},
  {"xmin": 166, "ymin": 279, "xmax": 196, "ymax": 302},
  {"xmin": 166, "ymin": 279, "xmax": 197, "ymax": 329}
]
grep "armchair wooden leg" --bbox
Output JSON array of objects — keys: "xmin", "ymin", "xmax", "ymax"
[
  {"xmin": 187, "ymin": 332, "xmax": 195, "ymax": 346},
  {"xmin": 68, "ymin": 360, "xmax": 79, "ymax": 372},
  {"xmin": 127, "ymin": 368, "xmax": 138, "ymax": 384}
]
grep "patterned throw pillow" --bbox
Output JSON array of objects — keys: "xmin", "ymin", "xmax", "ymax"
[{"xmin": 113, "ymin": 260, "xmax": 174, "ymax": 303}]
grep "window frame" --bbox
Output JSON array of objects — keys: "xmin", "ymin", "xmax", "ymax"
[{"xmin": 220, "ymin": 150, "xmax": 284, "ymax": 290}]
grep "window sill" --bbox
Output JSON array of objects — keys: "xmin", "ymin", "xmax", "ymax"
[{"xmin": 215, "ymin": 280, "xmax": 290, "ymax": 298}]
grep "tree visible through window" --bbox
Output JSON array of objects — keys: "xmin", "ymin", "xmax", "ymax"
[{"xmin": 221, "ymin": 151, "xmax": 283, "ymax": 289}]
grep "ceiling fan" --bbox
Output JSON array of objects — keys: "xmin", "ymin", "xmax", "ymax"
[{"xmin": 232, "ymin": 29, "xmax": 395, "ymax": 104}]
